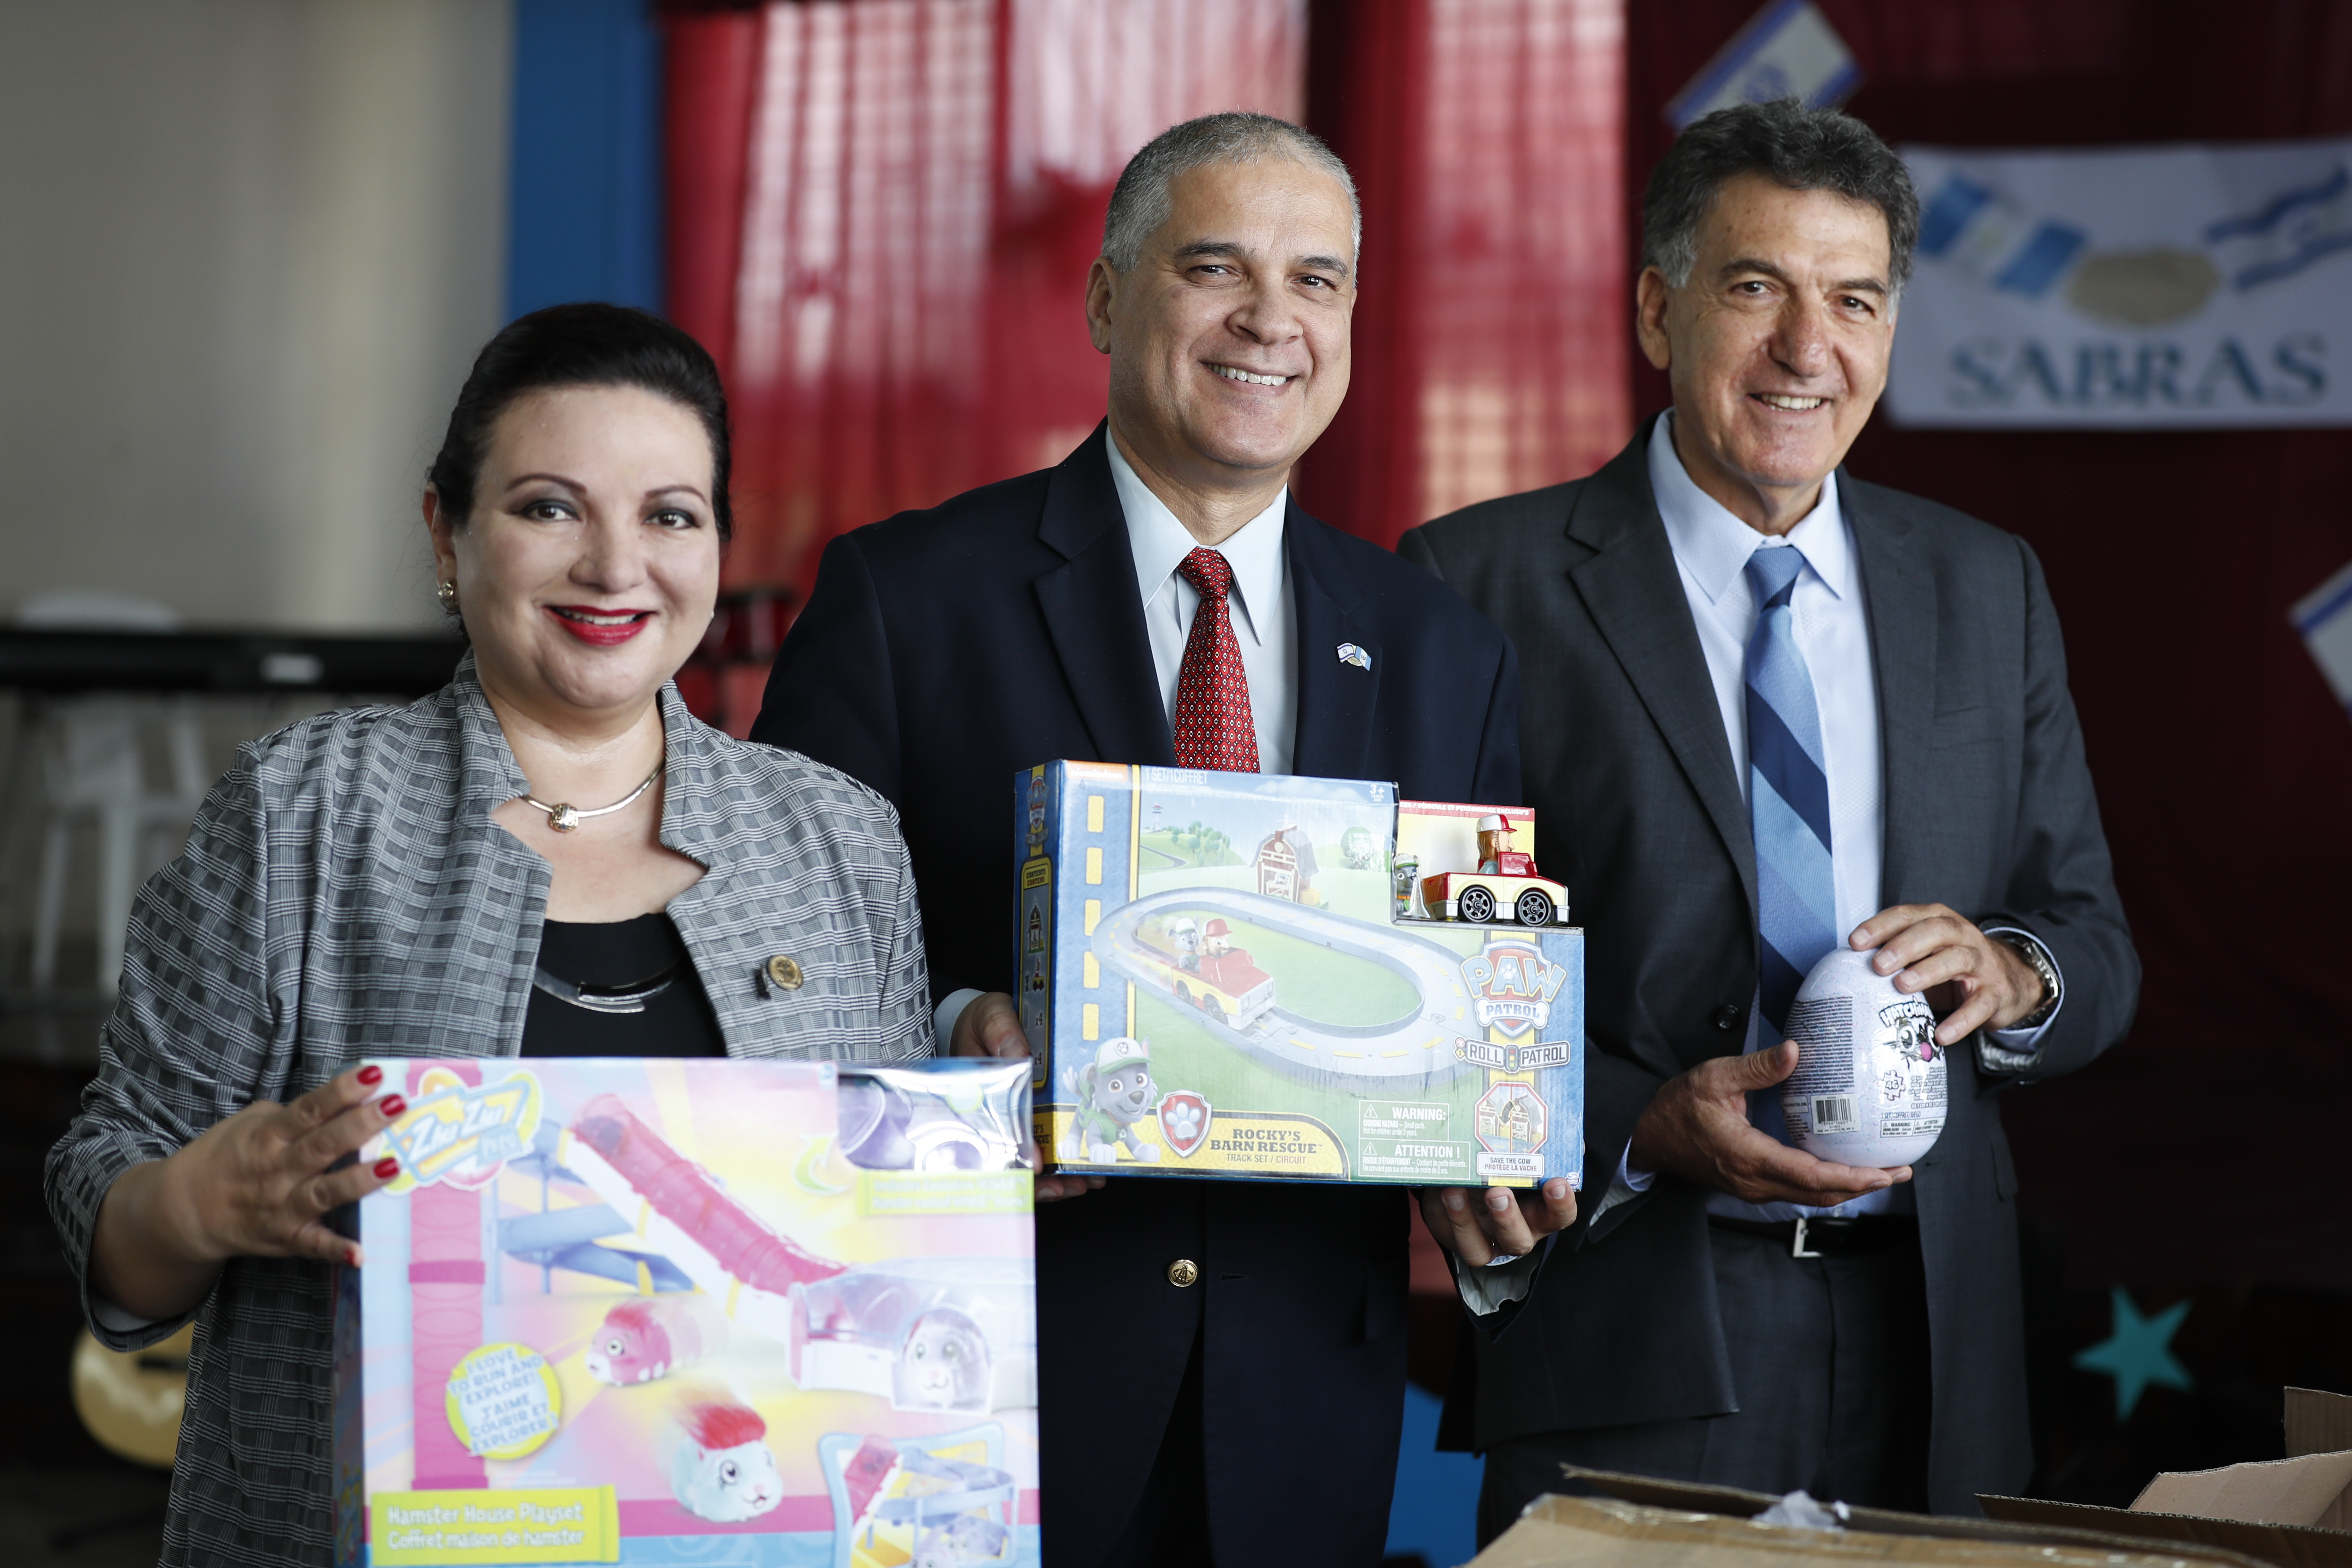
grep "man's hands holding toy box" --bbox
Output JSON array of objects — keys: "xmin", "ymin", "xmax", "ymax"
[{"xmin": 1417, "ymin": 1179, "xmax": 1578, "ymax": 1267}]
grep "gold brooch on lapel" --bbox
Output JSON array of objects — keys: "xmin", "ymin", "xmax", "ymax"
[{"xmin": 754, "ymin": 955, "xmax": 805, "ymax": 997}]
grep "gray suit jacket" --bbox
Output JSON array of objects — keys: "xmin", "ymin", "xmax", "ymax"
[{"xmin": 1398, "ymin": 427, "xmax": 2137, "ymax": 1513}]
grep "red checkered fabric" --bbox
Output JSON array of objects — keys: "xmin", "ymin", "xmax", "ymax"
[{"xmin": 1172, "ymin": 548, "xmax": 1259, "ymax": 772}]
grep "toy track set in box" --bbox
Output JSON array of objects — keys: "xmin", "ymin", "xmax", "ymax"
[
  {"xmin": 1015, "ymin": 763, "xmax": 1584, "ymax": 1187},
  {"xmin": 331, "ymin": 1057, "xmax": 1039, "ymax": 1568}
]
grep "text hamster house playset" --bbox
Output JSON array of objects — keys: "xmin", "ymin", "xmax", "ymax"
[
  {"xmin": 331, "ymin": 1057, "xmax": 1039, "ymax": 1568},
  {"xmin": 1016, "ymin": 763, "xmax": 1584, "ymax": 1187}
]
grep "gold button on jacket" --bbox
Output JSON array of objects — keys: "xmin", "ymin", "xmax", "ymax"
[{"xmin": 1167, "ymin": 1259, "xmax": 1200, "ymax": 1288}]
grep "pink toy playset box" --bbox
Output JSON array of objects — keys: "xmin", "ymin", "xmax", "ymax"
[{"xmin": 330, "ymin": 1056, "xmax": 1039, "ymax": 1568}]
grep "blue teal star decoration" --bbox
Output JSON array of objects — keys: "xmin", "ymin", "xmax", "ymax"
[{"xmin": 2073, "ymin": 1286, "xmax": 2193, "ymax": 1422}]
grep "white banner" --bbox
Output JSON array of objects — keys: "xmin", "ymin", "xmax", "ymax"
[{"xmin": 1885, "ymin": 139, "xmax": 2352, "ymax": 429}]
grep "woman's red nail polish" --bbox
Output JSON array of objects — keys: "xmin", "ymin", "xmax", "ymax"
[
  {"xmin": 374, "ymin": 1157, "xmax": 401, "ymax": 1179},
  {"xmin": 378, "ymin": 1095, "xmax": 407, "ymax": 1119},
  {"xmin": 357, "ymin": 1065, "xmax": 383, "ymax": 1086}
]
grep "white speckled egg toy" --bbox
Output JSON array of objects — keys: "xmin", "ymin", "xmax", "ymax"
[{"xmin": 1780, "ymin": 947, "xmax": 1947, "ymax": 1169}]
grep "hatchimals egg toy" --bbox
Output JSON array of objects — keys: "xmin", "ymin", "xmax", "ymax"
[{"xmin": 1780, "ymin": 947, "xmax": 1947, "ymax": 1169}]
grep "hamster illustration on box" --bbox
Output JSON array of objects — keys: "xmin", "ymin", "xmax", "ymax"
[
  {"xmin": 586, "ymin": 1295, "xmax": 725, "ymax": 1387},
  {"xmin": 664, "ymin": 1393, "xmax": 784, "ymax": 1523},
  {"xmin": 896, "ymin": 1312, "xmax": 990, "ymax": 1412},
  {"xmin": 331, "ymin": 1057, "xmax": 1041, "ymax": 1567}
]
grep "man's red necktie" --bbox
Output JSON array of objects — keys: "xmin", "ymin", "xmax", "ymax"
[{"xmin": 1171, "ymin": 547, "xmax": 1259, "ymax": 772}]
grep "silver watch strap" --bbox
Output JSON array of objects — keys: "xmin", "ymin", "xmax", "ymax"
[{"xmin": 1991, "ymin": 929, "xmax": 2061, "ymax": 1030}]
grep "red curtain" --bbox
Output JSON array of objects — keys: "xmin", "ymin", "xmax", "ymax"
[
  {"xmin": 1302, "ymin": 0, "xmax": 1631, "ymax": 546},
  {"xmin": 665, "ymin": 0, "xmax": 1630, "ymax": 578},
  {"xmin": 663, "ymin": 0, "xmax": 1308, "ymax": 613},
  {"xmin": 1631, "ymin": 0, "xmax": 2352, "ymax": 1290}
]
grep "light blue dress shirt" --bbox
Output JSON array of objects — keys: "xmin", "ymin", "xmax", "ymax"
[
  {"xmin": 1458, "ymin": 413, "xmax": 2066, "ymax": 1311},
  {"xmin": 1616, "ymin": 410, "xmax": 2058, "ymax": 1222}
]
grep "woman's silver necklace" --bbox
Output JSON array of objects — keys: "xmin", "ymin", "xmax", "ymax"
[{"xmin": 523, "ymin": 760, "xmax": 662, "ymax": 832}]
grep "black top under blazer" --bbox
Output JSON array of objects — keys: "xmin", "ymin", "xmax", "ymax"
[
  {"xmin": 1398, "ymin": 426, "xmax": 2138, "ymax": 1513},
  {"xmin": 752, "ymin": 426, "xmax": 1521, "ymax": 1567}
]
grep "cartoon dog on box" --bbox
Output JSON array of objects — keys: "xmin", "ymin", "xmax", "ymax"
[{"xmin": 1057, "ymin": 1038, "xmax": 1161, "ymax": 1165}]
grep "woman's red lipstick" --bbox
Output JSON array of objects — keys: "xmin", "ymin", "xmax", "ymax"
[{"xmin": 546, "ymin": 605, "xmax": 652, "ymax": 645}]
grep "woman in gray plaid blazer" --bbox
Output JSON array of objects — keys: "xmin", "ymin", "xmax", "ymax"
[{"xmin": 46, "ymin": 305, "xmax": 934, "ymax": 1565}]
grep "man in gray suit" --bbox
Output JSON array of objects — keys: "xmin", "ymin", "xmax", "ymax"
[{"xmin": 1400, "ymin": 100, "xmax": 2137, "ymax": 1531}]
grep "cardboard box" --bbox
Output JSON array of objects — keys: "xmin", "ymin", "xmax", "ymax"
[
  {"xmin": 1015, "ymin": 762, "xmax": 1583, "ymax": 1188},
  {"xmin": 331, "ymin": 1057, "xmax": 1040, "ymax": 1568},
  {"xmin": 1982, "ymin": 1389, "xmax": 2352, "ymax": 1568},
  {"xmin": 1469, "ymin": 1467, "xmax": 2268, "ymax": 1568}
]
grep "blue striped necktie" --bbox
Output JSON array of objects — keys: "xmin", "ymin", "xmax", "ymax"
[{"xmin": 1745, "ymin": 545, "xmax": 1837, "ymax": 1034}]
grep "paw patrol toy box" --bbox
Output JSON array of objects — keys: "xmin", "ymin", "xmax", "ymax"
[
  {"xmin": 1016, "ymin": 762, "xmax": 1584, "ymax": 1188},
  {"xmin": 331, "ymin": 1057, "xmax": 1040, "ymax": 1568}
]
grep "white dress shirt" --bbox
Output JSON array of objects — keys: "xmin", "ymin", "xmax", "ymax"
[
  {"xmin": 1107, "ymin": 426, "xmax": 1298, "ymax": 775},
  {"xmin": 933, "ymin": 426, "xmax": 1301, "ymax": 1045}
]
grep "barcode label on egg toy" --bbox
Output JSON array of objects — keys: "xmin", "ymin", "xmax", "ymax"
[{"xmin": 1810, "ymin": 1095, "xmax": 1859, "ymax": 1134}]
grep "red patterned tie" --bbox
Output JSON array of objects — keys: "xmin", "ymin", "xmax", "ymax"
[{"xmin": 1171, "ymin": 548, "xmax": 1259, "ymax": 772}]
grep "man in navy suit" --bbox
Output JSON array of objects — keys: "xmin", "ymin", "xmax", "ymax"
[{"xmin": 753, "ymin": 112, "xmax": 1568, "ymax": 1566}]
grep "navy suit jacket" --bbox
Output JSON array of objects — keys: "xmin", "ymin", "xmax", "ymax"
[
  {"xmin": 1400, "ymin": 429, "xmax": 2137, "ymax": 1513},
  {"xmin": 752, "ymin": 427, "xmax": 1520, "ymax": 1566}
]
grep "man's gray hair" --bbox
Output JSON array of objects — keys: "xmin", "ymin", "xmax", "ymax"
[
  {"xmin": 1643, "ymin": 98, "xmax": 1920, "ymax": 296},
  {"xmin": 1101, "ymin": 111, "xmax": 1360, "ymax": 273}
]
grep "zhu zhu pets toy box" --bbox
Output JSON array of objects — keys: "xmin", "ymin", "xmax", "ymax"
[{"xmin": 331, "ymin": 1056, "xmax": 1040, "ymax": 1567}]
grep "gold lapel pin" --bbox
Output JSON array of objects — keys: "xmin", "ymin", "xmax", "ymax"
[{"xmin": 756, "ymin": 955, "xmax": 805, "ymax": 997}]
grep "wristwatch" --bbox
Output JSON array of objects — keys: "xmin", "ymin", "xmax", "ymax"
[{"xmin": 1990, "ymin": 930, "xmax": 2061, "ymax": 1031}]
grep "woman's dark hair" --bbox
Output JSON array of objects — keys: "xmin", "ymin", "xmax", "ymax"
[{"xmin": 427, "ymin": 303, "xmax": 733, "ymax": 541}]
